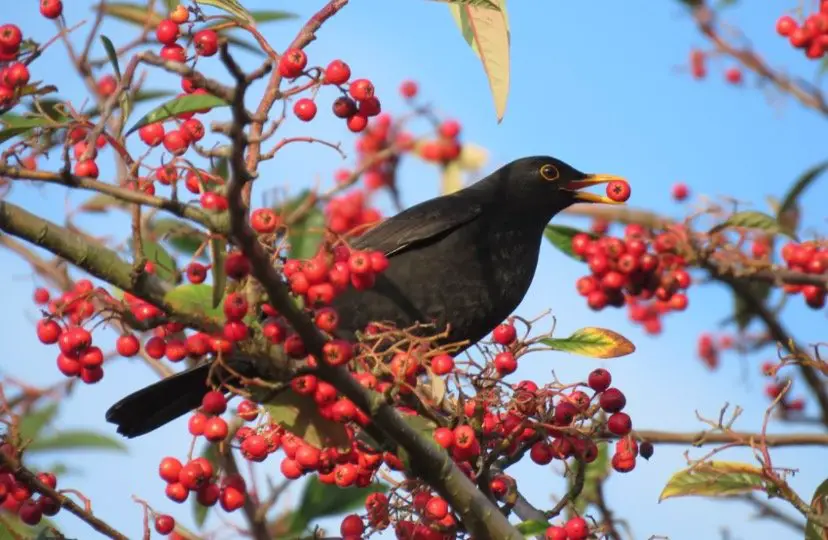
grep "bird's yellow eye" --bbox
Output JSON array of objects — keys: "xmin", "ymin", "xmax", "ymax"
[{"xmin": 539, "ymin": 164, "xmax": 560, "ymax": 181}]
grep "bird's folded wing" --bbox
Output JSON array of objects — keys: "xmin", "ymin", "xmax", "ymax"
[{"xmin": 351, "ymin": 196, "xmax": 483, "ymax": 257}]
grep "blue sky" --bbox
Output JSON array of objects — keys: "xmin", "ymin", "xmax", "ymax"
[{"xmin": 2, "ymin": 1, "xmax": 827, "ymax": 539}]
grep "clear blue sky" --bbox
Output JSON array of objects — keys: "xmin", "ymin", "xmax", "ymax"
[{"xmin": 2, "ymin": 1, "xmax": 826, "ymax": 539}]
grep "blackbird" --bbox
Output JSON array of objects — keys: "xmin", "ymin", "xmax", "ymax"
[{"xmin": 106, "ymin": 156, "xmax": 625, "ymax": 438}]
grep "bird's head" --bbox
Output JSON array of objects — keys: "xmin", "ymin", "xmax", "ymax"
[{"xmin": 491, "ymin": 156, "xmax": 628, "ymax": 218}]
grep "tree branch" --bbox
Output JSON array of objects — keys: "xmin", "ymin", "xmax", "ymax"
[
  {"xmin": 0, "ymin": 449, "xmax": 129, "ymax": 540},
  {"xmin": 619, "ymin": 429, "xmax": 828, "ymax": 447}
]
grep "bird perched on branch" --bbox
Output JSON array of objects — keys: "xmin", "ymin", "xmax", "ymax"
[{"xmin": 106, "ymin": 156, "xmax": 627, "ymax": 438}]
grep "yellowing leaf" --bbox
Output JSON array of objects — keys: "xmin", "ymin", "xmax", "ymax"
[
  {"xmin": 541, "ymin": 327, "xmax": 635, "ymax": 359},
  {"xmin": 449, "ymin": 0, "xmax": 510, "ymax": 122},
  {"xmin": 441, "ymin": 161, "xmax": 463, "ymax": 195},
  {"xmin": 659, "ymin": 461, "xmax": 769, "ymax": 502},
  {"xmin": 430, "ymin": 0, "xmax": 501, "ymax": 10},
  {"xmin": 264, "ymin": 391, "xmax": 351, "ymax": 450},
  {"xmin": 457, "ymin": 142, "xmax": 489, "ymax": 171}
]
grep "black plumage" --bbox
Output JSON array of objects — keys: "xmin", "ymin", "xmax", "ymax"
[{"xmin": 106, "ymin": 156, "xmax": 625, "ymax": 438}]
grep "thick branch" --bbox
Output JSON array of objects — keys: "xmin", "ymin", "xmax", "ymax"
[
  {"xmin": 0, "ymin": 450, "xmax": 128, "ymax": 540},
  {"xmin": 0, "ymin": 166, "xmax": 213, "ymax": 230},
  {"xmin": 623, "ymin": 429, "xmax": 828, "ymax": 447}
]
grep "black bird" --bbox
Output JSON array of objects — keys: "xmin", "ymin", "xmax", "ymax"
[{"xmin": 106, "ymin": 156, "xmax": 626, "ymax": 438}]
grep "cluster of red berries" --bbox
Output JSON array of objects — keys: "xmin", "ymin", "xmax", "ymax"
[
  {"xmin": 779, "ymin": 241, "xmax": 827, "ymax": 309},
  {"xmin": 0, "ymin": 445, "xmax": 60, "ymax": 526},
  {"xmin": 543, "ymin": 516, "xmax": 590, "ymax": 540},
  {"xmin": 775, "ymin": 4, "xmax": 828, "ymax": 60},
  {"xmin": 34, "ymin": 280, "xmax": 111, "ymax": 384},
  {"xmin": 688, "ymin": 49, "xmax": 742, "ymax": 85},
  {"xmin": 696, "ymin": 332, "xmax": 734, "ymax": 370},
  {"xmin": 158, "ymin": 454, "xmax": 246, "ymax": 512},
  {"xmin": 325, "ymin": 189, "xmax": 383, "ymax": 235},
  {"xmin": 285, "ymin": 246, "xmax": 389, "ymax": 306},
  {"xmin": 277, "ymin": 48, "xmax": 382, "ymax": 133},
  {"xmin": 572, "ymin": 224, "xmax": 692, "ymax": 335},
  {"xmin": 0, "ymin": 24, "xmax": 32, "ymax": 106}
]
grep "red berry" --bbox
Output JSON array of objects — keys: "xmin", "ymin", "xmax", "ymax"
[
  {"xmin": 154, "ymin": 514, "xmax": 175, "ymax": 535},
  {"xmin": 599, "ymin": 388, "xmax": 627, "ymax": 413},
  {"xmin": 438, "ymin": 119, "xmax": 461, "ymax": 139},
  {"xmin": 201, "ymin": 390, "xmax": 227, "ymax": 415},
  {"xmin": 293, "ymin": 98, "xmax": 317, "ymax": 121},
  {"xmin": 545, "ymin": 526, "xmax": 568, "ymax": 540},
  {"xmin": 182, "ymin": 118, "xmax": 205, "ymax": 142},
  {"xmin": 19, "ymin": 499, "xmax": 43, "ymax": 525},
  {"xmin": 194, "ymin": 29, "xmax": 219, "ymax": 57},
  {"xmin": 340, "ymin": 514, "xmax": 364, "ymax": 537},
  {"xmin": 493, "ymin": 351, "xmax": 517, "ymax": 375},
  {"xmin": 160, "ymin": 44, "xmax": 186, "ymax": 63},
  {"xmin": 433, "ymin": 427, "xmax": 455, "ymax": 449},
  {"xmin": 74, "ymin": 160, "xmax": 99, "ymax": 178},
  {"xmin": 349, "ymin": 78, "xmax": 375, "ymax": 101},
  {"xmin": 492, "ymin": 323, "xmax": 517, "ymax": 346},
  {"xmin": 159, "ymin": 456, "xmax": 183, "ymax": 483},
  {"xmin": 399, "ymin": 80, "xmax": 418, "ymax": 98},
  {"xmin": 40, "ymin": 0, "xmax": 64, "ymax": 19},
  {"xmin": 607, "ymin": 412, "xmax": 633, "ymax": 436},
  {"xmin": 250, "ymin": 208, "xmax": 281, "ymax": 234},
  {"xmin": 425, "ymin": 496, "xmax": 449, "ymax": 520},
  {"xmin": 203, "ymin": 416, "xmax": 229, "ymax": 442},
  {"xmin": 278, "ymin": 48, "xmax": 307, "ymax": 78},
  {"xmin": 671, "ymin": 182, "xmax": 689, "ymax": 201},
  {"xmin": 332, "ymin": 96, "xmax": 357, "ymax": 118},
  {"xmin": 37, "ymin": 319, "xmax": 61, "ymax": 344},
  {"xmin": 324, "ymin": 59, "xmax": 351, "ymax": 85},
  {"xmin": 725, "ymin": 67, "xmax": 743, "ymax": 85},
  {"xmin": 606, "ymin": 180, "xmax": 631, "ymax": 202},
  {"xmin": 155, "ymin": 19, "xmax": 180, "ymax": 45},
  {"xmin": 565, "ymin": 516, "xmax": 589, "ymax": 540},
  {"xmin": 346, "ymin": 113, "xmax": 368, "ymax": 133},
  {"xmin": 431, "ymin": 354, "xmax": 454, "ymax": 375},
  {"xmin": 588, "ymin": 368, "xmax": 612, "ymax": 392},
  {"xmin": 163, "ymin": 130, "xmax": 189, "ymax": 155},
  {"xmin": 776, "ymin": 15, "xmax": 797, "ymax": 37},
  {"xmin": 0, "ymin": 25, "xmax": 22, "ymax": 54},
  {"xmin": 139, "ymin": 123, "xmax": 165, "ymax": 146}
]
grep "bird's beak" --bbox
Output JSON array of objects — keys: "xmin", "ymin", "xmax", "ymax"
[{"xmin": 561, "ymin": 173, "xmax": 628, "ymax": 205}]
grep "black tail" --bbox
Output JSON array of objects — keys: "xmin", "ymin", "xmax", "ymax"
[{"xmin": 105, "ymin": 363, "xmax": 212, "ymax": 438}]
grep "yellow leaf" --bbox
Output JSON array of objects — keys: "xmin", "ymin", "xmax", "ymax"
[
  {"xmin": 541, "ymin": 327, "xmax": 635, "ymax": 359},
  {"xmin": 449, "ymin": 0, "xmax": 510, "ymax": 122},
  {"xmin": 441, "ymin": 162, "xmax": 463, "ymax": 195},
  {"xmin": 263, "ymin": 390, "xmax": 351, "ymax": 450},
  {"xmin": 659, "ymin": 461, "xmax": 769, "ymax": 502},
  {"xmin": 457, "ymin": 143, "xmax": 489, "ymax": 171}
]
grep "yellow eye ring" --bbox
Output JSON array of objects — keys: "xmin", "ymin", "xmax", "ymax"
[{"xmin": 540, "ymin": 164, "xmax": 560, "ymax": 181}]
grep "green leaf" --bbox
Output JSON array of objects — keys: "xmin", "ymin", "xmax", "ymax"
[
  {"xmin": 441, "ymin": 161, "xmax": 463, "ymax": 195},
  {"xmin": 19, "ymin": 403, "xmax": 59, "ymax": 441},
  {"xmin": 431, "ymin": 0, "xmax": 500, "ymax": 9},
  {"xmin": 0, "ymin": 115, "xmax": 65, "ymax": 144},
  {"xmin": 195, "ymin": 0, "xmax": 254, "ymax": 23},
  {"xmin": 544, "ymin": 225, "xmax": 597, "ymax": 260},
  {"xmin": 151, "ymin": 218, "xmax": 209, "ymax": 259},
  {"xmin": 126, "ymin": 94, "xmax": 228, "ymax": 136},
  {"xmin": 193, "ymin": 443, "xmax": 221, "ymax": 528},
  {"xmin": 210, "ymin": 236, "xmax": 227, "ymax": 308},
  {"xmin": 516, "ymin": 520, "xmax": 548, "ymax": 537},
  {"xmin": 27, "ymin": 430, "xmax": 128, "ymax": 453},
  {"xmin": 18, "ymin": 84, "xmax": 59, "ymax": 99},
  {"xmin": 449, "ymin": 0, "xmax": 510, "ymax": 122},
  {"xmin": 659, "ymin": 461, "xmax": 769, "ymax": 501},
  {"xmin": 288, "ymin": 476, "xmax": 387, "ymax": 534},
  {"xmin": 541, "ymin": 327, "xmax": 635, "ymax": 359},
  {"xmin": 283, "ymin": 191, "xmax": 325, "ymax": 260},
  {"xmin": 732, "ymin": 279, "xmax": 772, "ymax": 331},
  {"xmin": 239, "ymin": 10, "xmax": 297, "ymax": 24},
  {"xmin": 212, "ymin": 156, "xmax": 230, "ymax": 181},
  {"xmin": 0, "ymin": 516, "xmax": 58, "ymax": 540},
  {"xmin": 100, "ymin": 35, "xmax": 121, "ymax": 80},
  {"xmin": 709, "ymin": 210, "xmax": 797, "ymax": 240},
  {"xmin": 162, "ymin": 0, "xmax": 178, "ymax": 10},
  {"xmin": 97, "ymin": 2, "xmax": 163, "ymax": 27},
  {"xmin": 264, "ymin": 391, "xmax": 351, "ymax": 450},
  {"xmin": 132, "ymin": 239, "xmax": 178, "ymax": 284},
  {"xmin": 164, "ymin": 284, "xmax": 225, "ymax": 320},
  {"xmin": 778, "ymin": 160, "xmax": 828, "ymax": 219},
  {"xmin": 805, "ymin": 478, "xmax": 828, "ymax": 540}
]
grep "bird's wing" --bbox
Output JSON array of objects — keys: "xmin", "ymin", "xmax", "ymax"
[{"xmin": 350, "ymin": 195, "xmax": 482, "ymax": 257}]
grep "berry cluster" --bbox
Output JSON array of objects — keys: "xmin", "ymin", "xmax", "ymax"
[
  {"xmin": 0, "ymin": 444, "xmax": 61, "ymax": 527},
  {"xmin": 572, "ymin": 224, "xmax": 692, "ymax": 335},
  {"xmin": 779, "ymin": 241, "xmax": 827, "ymax": 309},
  {"xmin": 158, "ymin": 455, "xmax": 246, "ymax": 513},
  {"xmin": 761, "ymin": 362, "xmax": 806, "ymax": 414},
  {"xmin": 0, "ymin": 24, "xmax": 32, "ymax": 106},
  {"xmin": 776, "ymin": 4, "xmax": 828, "ymax": 60},
  {"xmin": 34, "ymin": 280, "xmax": 110, "ymax": 384}
]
